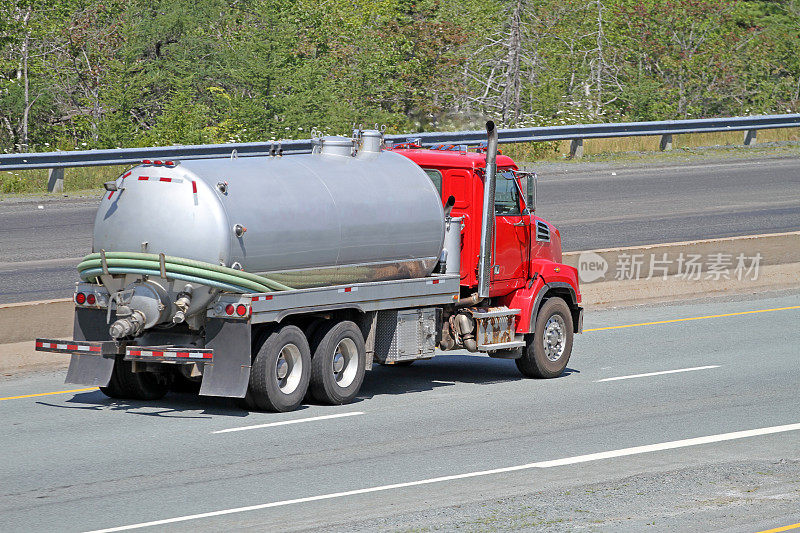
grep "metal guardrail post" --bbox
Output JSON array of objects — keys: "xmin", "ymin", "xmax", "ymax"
[
  {"xmin": 659, "ymin": 134, "xmax": 673, "ymax": 151},
  {"xmin": 47, "ymin": 168, "xmax": 64, "ymax": 193},
  {"xmin": 744, "ymin": 129, "xmax": 757, "ymax": 146},
  {"xmin": 569, "ymin": 139, "xmax": 584, "ymax": 158}
]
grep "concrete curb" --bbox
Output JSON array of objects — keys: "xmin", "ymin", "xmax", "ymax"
[
  {"xmin": 0, "ymin": 298, "xmax": 72, "ymax": 345},
  {"xmin": 1, "ymin": 231, "xmax": 798, "ymax": 373}
]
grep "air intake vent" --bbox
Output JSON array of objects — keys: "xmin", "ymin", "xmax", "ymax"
[{"xmin": 536, "ymin": 220, "xmax": 551, "ymax": 242}]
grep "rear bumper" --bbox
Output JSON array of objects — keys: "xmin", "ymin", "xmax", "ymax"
[
  {"xmin": 35, "ymin": 338, "xmax": 118, "ymax": 356},
  {"xmin": 35, "ymin": 338, "xmax": 214, "ymax": 363},
  {"xmin": 35, "ymin": 337, "xmax": 242, "ymax": 396},
  {"xmin": 125, "ymin": 347, "xmax": 213, "ymax": 363}
]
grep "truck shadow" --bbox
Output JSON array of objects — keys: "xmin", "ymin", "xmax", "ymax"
[
  {"xmin": 359, "ymin": 353, "xmax": 579, "ymax": 399},
  {"xmin": 36, "ymin": 390, "xmax": 253, "ymax": 418},
  {"xmin": 34, "ymin": 355, "xmax": 579, "ymax": 415}
]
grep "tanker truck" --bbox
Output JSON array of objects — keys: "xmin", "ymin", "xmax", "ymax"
[{"xmin": 35, "ymin": 122, "xmax": 582, "ymax": 412}]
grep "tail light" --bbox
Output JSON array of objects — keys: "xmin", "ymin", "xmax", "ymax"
[
  {"xmin": 86, "ymin": 294, "xmax": 96, "ymax": 305},
  {"xmin": 225, "ymin": 304, "xmax": 235, "ymax": 315},
  {"xmin": 236, "ymin": 304, "xmax": 247, "ymax": 316},
  {"xmin": 75, "ymin": 292, "xmax": 86, "ymax": 304}
]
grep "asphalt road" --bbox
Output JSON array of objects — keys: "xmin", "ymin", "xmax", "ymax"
[
  {"xmin": 1, "ymin": 154, "xmax": 799, "ymax": 304},
  {"xmin": 1, "ymin": 291, "xmax": 799, "ymax": 532}
]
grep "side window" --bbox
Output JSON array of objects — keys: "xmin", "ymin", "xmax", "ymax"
[
  {"xmin": 494, "ymin": 171, "xmax": 522, "ymax": 215},
  {"xmin": 423, "ymin": 168, "xmax": 443, "ymax": 196}
]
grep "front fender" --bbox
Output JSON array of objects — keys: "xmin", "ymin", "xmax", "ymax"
[{"xmin": 499, "ymin": 260, "xmax": 581, "ymax": 334}]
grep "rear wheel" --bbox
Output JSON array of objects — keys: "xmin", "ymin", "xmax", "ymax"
[
  {"xmin": 309, "ymin": 320, "xmax": 366, "ymax": 405},
  {"xmin": 99, "ymin": 358, "xmax": 169, "ymax": 400},
  {"xmin": 170, "ymin": 366, "xmax": 202, "ymax": 394},
  {"xmin": 516, "ymin": 297, "xmax": 573, "ymax": 379},
  {"xmin": 248, "ymin": 325, "xmax": 311, "ymax": 412}
]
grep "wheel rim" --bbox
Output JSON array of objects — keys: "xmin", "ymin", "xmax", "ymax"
[
  {"xmin": 275, "ymin": 343, "xmax": 302, "ymax": 394},
  {"xmin": 331, "ymin": 337, "xmax": 358, "ymax": 388},
  {"xmin": 543, "ymin": 314, "xmax": 566, "ymax": 362}
]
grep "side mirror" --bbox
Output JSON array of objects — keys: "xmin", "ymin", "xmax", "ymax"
[{"xmin": 515, "ymin": 171, "xmax": 537, "ymax": 213}]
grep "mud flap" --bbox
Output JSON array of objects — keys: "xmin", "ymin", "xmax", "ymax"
[
  {"xmin": 200, "ymin": 318, "xmax": 251, "ymax": 398},
  {"xmin": 66, "ymin": 307, "xmax": 116, "ymax": 387},
  {"xmin": 65, "ymin": 354, "xmax": 115, "ymax": 387}
]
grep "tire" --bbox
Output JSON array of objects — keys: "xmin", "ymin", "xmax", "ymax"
[
  {"xmin": 170, "ymin": 366, "xmax": 202, "ymax": 394},
  {"xmin": 516, "ymin": 297, "xmax": 573, "ymax": 379},
  {"xmin": 309, "ymin": 320, "xmax": 366, "ymax": 405},
  {"xmin": 99, "ymin": 358, "xmax": 128, "ymax": 399},
  {"xmin": 99, "ymin": 358, "xmax": 169, "ymax": 400},
  {"xmin": 248, "ymin": 325, "xmax": 311, "ymax": 412}
]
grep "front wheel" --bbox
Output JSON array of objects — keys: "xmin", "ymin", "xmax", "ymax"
[
  {"xmin": 516, "ymin": 297, "xmax": 573, "ymax": 378},
  {"xmin": 248, "ymin": 325, "xmax": 311, "ymax": 412}
]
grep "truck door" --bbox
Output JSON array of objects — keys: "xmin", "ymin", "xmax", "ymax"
[{"xmin": 491, "ymin": 170, "xmax": 530, "ymax": 284}]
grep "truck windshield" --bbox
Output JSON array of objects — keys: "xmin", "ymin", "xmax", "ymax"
[{"xmin": 495, "ymin": 171, "xmax": 522, "ymax": 215}]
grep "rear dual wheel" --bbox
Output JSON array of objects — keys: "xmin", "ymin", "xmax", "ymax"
[
  {"xmin": 99, "ymin": 358, "xmax": 169, "ymax": 400},
  {"xmin": 308, "ymin": 321, "xmax": 366, "ymax": 405},
  {"xmin": 246, "ymin": 325, "xmax": 311, "ymax": 412}
]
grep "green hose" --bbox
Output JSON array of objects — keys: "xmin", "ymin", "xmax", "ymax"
[{"xmin": 78, "ymin": 251, "xmax": 293, "ymax": 293}]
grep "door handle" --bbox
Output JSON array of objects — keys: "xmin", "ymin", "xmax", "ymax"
[{"xmin": 513, "ymin": 220, "xmax": 527, "ymax": 227}]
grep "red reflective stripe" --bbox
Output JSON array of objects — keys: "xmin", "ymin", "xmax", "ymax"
[
  {"xmin": 432, "ymin": 279, "xmax": 440, "ymax": 284},
  {"xmin": 67, "ymin": 344, "xmax": 78, "ymax": 350},
  {"xmin": 108, "ymin": 191, "xmax": 114, "ymax": 199},
  {"xmin": 175, "ymin": 352, "xmax": 190, "ymax": 358},
  {"xmin": 35, "ymin": 341, "xmax": 43, "ymax": 348},
  {"xmin": 203, "ymin": 353, "xmax": 213, "ymax": 359},
  {"xmin": 264, "ymin": 295, "xmax": 273, "ymax": 300},
  {"xmin": 159, "ymin": 177, "xmax": 171, "ymax": 182},
  {"xmin": 191, "ymin": 181, "xmax": 197, "ymax": 193},
  {"xmin": 344, "ymin": 287, "xmax": 352, "ymax": 293},
  {"xmin": 89, "ymin": 346, "xmax": 102, "ymax": 352},
  {"xmin": 152, "ymin": 351, "xmax": 164, "ymax": 357},
  {"xmin": 128, "ymin": 350, "xmax": 141, "ymax": 356},
  {"xmin": 138, "ymin": 176, "xmax": 148, "ymax": 181},
  {"xmin": 122, "ymin": 171, "xmax": 132, "ymax": 179}
]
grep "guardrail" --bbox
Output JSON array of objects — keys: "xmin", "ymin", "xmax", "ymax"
[{"xmin": 1, "ymin": 113, "xmax": 798, "ymax": 191}]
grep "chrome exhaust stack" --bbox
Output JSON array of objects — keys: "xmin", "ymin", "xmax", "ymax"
[{"xmin": 478, "ymin": 121, "xmax": 499, "ymax": 299}]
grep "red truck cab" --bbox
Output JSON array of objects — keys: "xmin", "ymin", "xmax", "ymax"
[{"xmin": 392, "ymin": 144, "xmax": 582, "ymax": 374}]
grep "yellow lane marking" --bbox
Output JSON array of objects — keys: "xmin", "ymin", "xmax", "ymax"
[
  {"xmin": 584, "ymin": 306, "xmax": 800, "ymax": 332},
  {"xmin": 0, "ymin": 387, "xmax": 98, "ymax": 402},
  {"xmin": 756, "ymin": 523, "xmax": 800, "ymax": 533}
]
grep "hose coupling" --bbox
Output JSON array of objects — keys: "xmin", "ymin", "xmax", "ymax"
[{"xmin": 109, "ymin": 310, "xmax": 147, "ymax": 339}]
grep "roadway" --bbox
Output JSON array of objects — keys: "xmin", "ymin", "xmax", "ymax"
[
  {"xmin": 1, "ymin": 290, "xmax": 798, "ymax": 532},
  {"xmin": 1, "ymin": 154, "xmax": 799, "ymax": 304}
]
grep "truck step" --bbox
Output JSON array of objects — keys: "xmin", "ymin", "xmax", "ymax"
[
  {"xmin": 473, "ymin": 307, "xmax": 523, "ymax": 351},
  {"xmin": 478, "ymin": 338, "xmax": 526, "ymax": 352}
]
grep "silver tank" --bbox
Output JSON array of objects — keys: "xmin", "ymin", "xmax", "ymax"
[{"xmin": 93, "ymin": 134, "xmax": 445, "ymax": 317}]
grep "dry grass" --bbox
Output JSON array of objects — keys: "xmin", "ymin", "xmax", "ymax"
[
  {"xmin": 0, "ymin": 165, "xmax": 128, "ymax": 195},
  {"xmin": 503, "ymin": 127, "xmax": 800, "ymax": 162}
]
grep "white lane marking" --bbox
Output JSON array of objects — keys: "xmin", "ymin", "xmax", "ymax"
[
  {"xmin": 86, "ymin": 422, "xmax": 800, "ymax": 532},
  {"xmin": 212, "ymin": 412, "xmax": 364, "ymax": 434},
  {"xmin": 595, "ymin": 365, "xmax": 720, "ymax": 383}
]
